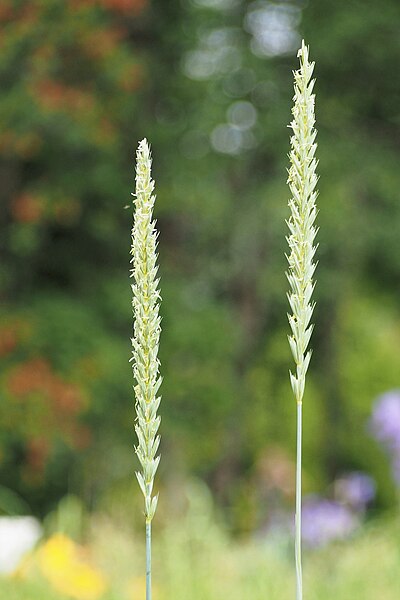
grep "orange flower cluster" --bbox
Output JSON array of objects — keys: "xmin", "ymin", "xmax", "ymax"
[
  {"xmin": 26, "ymin": 437, "xmax": 51, "ymax": 473},
  {"xmin": 31, "ymin": 80, "xmax": 95, "ymax": 115},
  {"xmin": 0, "ymin": 2, "xmax": 13, "ymax": 22},
  {"xmin": 8, "ymin": 358, "xmax": 83, "ymax": 416},
  {"xmin": 102, "ymin": 0, "xmax": 147, "ymax": 14},
  {"xmin": 0, "ymin": 1, "xmax": 40, "ymax": 33},
  {"xmin": 6, "ymin": 358, "xmax": 92, "ymax": 470},
  {"xmin": 0, "ymin": 131, "xmax": 42, "ymax": 159},
  {"xmin": 11, "ymin": 193, "xmax": 44, "ymax": 224},
  {"xmin": 68, "ymin": 0, "xmax": 147, "ymax": 15},
  {"xmin": 0, "ymin": 319, "xmax": 31, "ymax": 357},
  {"xmin": 80, "ymin": 27, "xmax": 125, "ymax": 60},
  {"xmin": 0, "ymin": 326, "xmax": 18, "ymax": 357},
  {"xmin": 10, "ymin": 191, "xmax": 82, "ymax": 227}
]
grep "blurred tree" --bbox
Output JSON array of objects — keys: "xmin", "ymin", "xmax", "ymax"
[
  {"xmin": 0, "ymin": 0, "xmax": 400, "ymax": 523},
  {"xmin": 0, "ymin": 0, "xmax": 146, "ymax": 513}
]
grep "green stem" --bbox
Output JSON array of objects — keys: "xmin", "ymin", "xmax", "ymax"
[
  {"xmin": 295, "ymin": 401, "xmax": 303, "ymax": 600},
  {"xmin": 146, "ymin": 520, "xmax": 152, "ymax": 600}
]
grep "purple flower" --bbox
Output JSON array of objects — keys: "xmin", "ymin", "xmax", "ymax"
[
  {"xmin": 370, "ymin": 390, "xmax": 400, "ymax": 487},
  {"xmin": 301, "ymin": 496, "xmax": 359, "ymax": 548},
  {"xmin": 370, "ymin": 390, "xmax": 400, "ymax": 450},
  {"xmin": 334, "ymin": 472, "xmax": 376, "ymax": 509}
]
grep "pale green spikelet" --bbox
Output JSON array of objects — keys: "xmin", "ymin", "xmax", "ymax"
[
  {"xmin": 287, "ymin": 40, "xmax": 318, "ymax": 406},
  {"xmin": 131, "ymin": 138, "xmax": 162, "ymax": 524}
]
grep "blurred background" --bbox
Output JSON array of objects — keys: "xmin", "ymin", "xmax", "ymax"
[{"xmin": 1, "ymin": 0, "xmax": 400, "ymax": 598}]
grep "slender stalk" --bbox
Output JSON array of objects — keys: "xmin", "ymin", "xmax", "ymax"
[
  {"xmin": 131, "ymin": 139, "xmax": 162, "ymax": 600},
  {"xmin": 295, "ymin": 402, "xmax": 302, "ymax": 600},
  {"xmin": 286, "ymin": 41, "xmax": 318, "ymax": 600},
  {"xmin": 146, "ymin": 521, "xmax": 152, "ymax": 600}
]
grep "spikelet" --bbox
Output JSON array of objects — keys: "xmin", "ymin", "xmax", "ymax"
[
  {"xmin": 131, "ymin": 139, "xmax": 162, "ymax": 523},
  {"xmin": 286, "ymin": 41, "xmax": 318, "ymax": 406}
]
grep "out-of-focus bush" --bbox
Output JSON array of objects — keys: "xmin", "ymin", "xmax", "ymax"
[{"xmin": 0, "ymin": 0, "xmax": 400, "ymax": 527}]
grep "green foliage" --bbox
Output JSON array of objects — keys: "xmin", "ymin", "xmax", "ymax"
[{"xmin": 1, "ymin": 0, "xmax": 400, "ymax": 526}]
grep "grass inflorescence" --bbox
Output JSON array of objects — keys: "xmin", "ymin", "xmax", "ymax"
[{"xmin": 130, "ymin": 138, "xmax": 162, "ymax": 600}]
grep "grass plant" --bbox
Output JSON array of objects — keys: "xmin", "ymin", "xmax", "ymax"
[
  {"xmin": 130, "ymin": 139, "xmax": 162, "ymax": 600},
  {"xmin": 286, "ymin": 41, "xmax": 318, "ymax": 600}
]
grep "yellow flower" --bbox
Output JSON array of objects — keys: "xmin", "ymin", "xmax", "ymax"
[
  {"xmin": 64, "ymin": 563, "xmax": 107, "ymax": 600},
  {"xmin": 39, "ymin": 534, "xmax": 75, "ymax": 574},
  {"xmin": 38, "ymin": 533, "xmax": 107, "ymax": 600}
]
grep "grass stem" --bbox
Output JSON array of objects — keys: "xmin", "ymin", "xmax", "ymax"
[
  {"xmin": 146, "ymin": 521, "xmax": 152, "ymax": 600},
  {"xmin": 295, "ymin": 402, "xmax": 302, "ymax": 600}
]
